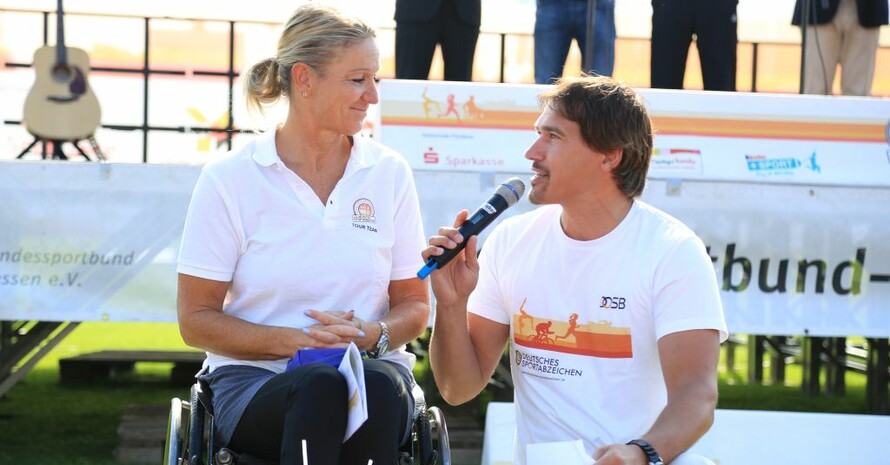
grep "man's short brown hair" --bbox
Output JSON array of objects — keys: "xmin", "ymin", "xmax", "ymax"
[{"xmin": 539, "ymin": 75, "xmax": 654, "ymax": 198}]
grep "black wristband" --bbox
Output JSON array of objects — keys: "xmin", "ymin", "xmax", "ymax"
[{"xmin": 626, "ymin": 439, "xmax": 664, "ymax": 465}]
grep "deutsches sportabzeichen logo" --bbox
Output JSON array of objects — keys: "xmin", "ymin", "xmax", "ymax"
[{"xmin": 514, "ymin": 349, "xmax": 583, "ymax": 381}]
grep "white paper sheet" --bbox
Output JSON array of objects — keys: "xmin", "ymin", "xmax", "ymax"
[{"xmin": 338, "ymin": 342, "xmax": 368, "ymax": 441}]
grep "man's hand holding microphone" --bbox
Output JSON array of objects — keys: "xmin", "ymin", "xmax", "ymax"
[{"xmin": 419, "ymin": 177, "xmax": 526, "ymax": 308}]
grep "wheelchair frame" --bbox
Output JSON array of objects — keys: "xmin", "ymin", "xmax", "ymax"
[{"xmin": 163, "ymin": 379, "xmax": 450, "ymax": 465}]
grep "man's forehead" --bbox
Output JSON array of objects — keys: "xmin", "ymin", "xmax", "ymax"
[{"xmin": 535, "ymin": 107, "xmax": 573, "ymax": 131}]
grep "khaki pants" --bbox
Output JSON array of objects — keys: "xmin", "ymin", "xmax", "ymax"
[{"xmin": 803, "ymin": 0, "xmax": 881, "ymax": 96}]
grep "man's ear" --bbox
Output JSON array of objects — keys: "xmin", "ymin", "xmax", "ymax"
[{"xmin": 602, "ymin": 148, "xmax": 624, "ymax": 171}]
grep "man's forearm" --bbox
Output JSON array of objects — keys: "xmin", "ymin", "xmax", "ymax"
[
  {"xmin": 640, "ymin": 382, "xmax": 717, "ymax": 463},
  {"xmin": 428, "ymin": 303, "xmax": 489, "ymax": 405}
]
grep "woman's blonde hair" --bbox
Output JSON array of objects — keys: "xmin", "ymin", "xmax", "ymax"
[{"xmin": 243, "ymin": 4, "xmax": 375, "ymax": 115}]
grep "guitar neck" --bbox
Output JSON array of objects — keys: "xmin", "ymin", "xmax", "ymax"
[{"xmin": 55, "ymin": 0, "xmax": 67, "ymax": 65}]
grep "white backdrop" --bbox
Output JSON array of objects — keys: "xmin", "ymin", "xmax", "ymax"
[
  {"xmin": 1, "ymin": 163, "xmax": 888, "ymax": 337},
  {"xmin": 1, "ymin": 83, "xmax": 889, "ymax": 337},
  {"xmin": 377, "ymin": 80, "xmax": 890, "ymax": 187}
]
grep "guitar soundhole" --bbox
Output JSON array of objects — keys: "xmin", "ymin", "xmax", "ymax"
[{"xmin": 52, "ymin": 63, "xmax": 72, "ymax": 82}]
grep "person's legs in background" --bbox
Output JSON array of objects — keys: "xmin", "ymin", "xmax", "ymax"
[
  {"xmin": 695, "ymin": 0, "xmax": 737, "ymax": 91},
  {"xmin": 535, "ymin": 0, "xmax": 616, "ymax": 83},
  {"xmin": 395, "ymin": 6, "xmax": 444, "ymax": 80},
  {"xmin": 534, "ymin": 0, "xmax": 576, "ymax": 84},
  {"xmin": 440, "ymin": 0, "xmax": 480, "ymax": 81},
  {"xmin": 573, "ymin": 0, "xmax": 616, "ymax": 77},
  {"xmin": 838, "ymin": 26, "xmax": 879, "ymax": 96},
  {"xmin": 651, "ymin": 0, "xmax": 695, "ymax": 89},
  {"xmin": 590, "ymin": 0, "xmax": 616, "ymax": 76},
  {"xmin": 835, "ymin": 0, "xmax": 880, "ymax": 95},
  {"xmin": 802, "ymin": 22, "xmax": 841, "ymax": 95}
]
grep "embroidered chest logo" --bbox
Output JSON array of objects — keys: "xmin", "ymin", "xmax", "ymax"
[{"xmin": 352, "ymin": 198, "xmax": 377, "ymax": 232}]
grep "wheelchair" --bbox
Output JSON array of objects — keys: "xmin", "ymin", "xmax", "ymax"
[{"xmin": 163, "ymin": 376, "xmax": 451, "ymax": 465}]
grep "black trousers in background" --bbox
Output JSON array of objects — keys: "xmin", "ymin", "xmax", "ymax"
[
  {"xmin": 395, "ymin": 0, "xmax": 480, "ymax": 81},
  {"xmin": 650, "ymin": 0, "xmax": 738, "ymax": 91},
  {"xmin": 228, "ymin": 360, "xmax": 411, "ymax": 465}
]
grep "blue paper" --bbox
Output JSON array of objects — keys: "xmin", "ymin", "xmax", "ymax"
[{"xmin": 286, "ymin": 348, "xmax": 347, "ymax": 372}]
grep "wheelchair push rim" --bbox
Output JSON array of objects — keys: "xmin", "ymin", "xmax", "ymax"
[
  {"xmin": 164, "ymin": 397, "xmax": 190, "ymax": 465},
  {"xmin": 427, "ymin": 406, "xmax": 451, "ymax": 465}
]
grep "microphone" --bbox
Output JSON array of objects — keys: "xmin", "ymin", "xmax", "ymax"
[{"xmin": 417, "ymin": 177, "xmax": 526, "ymax": 279}]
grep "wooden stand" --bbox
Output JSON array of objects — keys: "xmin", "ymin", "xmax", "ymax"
[
  {"xmin": 59, "ymin": 350, "xmax": 204, "ymax": 385},
  {"xmin": 16, "ymin": 135, "xmax": 105, "ymax": 161}
]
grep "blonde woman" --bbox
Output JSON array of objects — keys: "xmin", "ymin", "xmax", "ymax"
[{"xmin": 176, "ymin": 5, "xmax": 429, "ymax": 464}]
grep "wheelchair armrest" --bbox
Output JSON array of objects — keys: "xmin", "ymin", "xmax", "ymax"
[
  {"xmin": 195, "ymin": 378, "xmax": 214, "ymax": 416},
  {"xmin": 411, "ymin": 383, "xmax": 427, "ymax": 419}
]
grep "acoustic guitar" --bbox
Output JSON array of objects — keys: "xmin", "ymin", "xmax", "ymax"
[{"xmin": 23, "ymin": 0, "xmax": 101, "ymax": 142}]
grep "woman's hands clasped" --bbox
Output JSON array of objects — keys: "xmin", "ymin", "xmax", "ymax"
[
  {"xmin": 420, "ymin": 209, "xmax": 481, "ymax": 308},
  {"xmin": 301, "ymin": 309, "xmax": 380, "ymax": 351}
]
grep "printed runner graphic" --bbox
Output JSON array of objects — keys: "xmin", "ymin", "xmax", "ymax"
[{"xmin": 512, "ymin": 298, "xmax": 633, "ymax": 358}]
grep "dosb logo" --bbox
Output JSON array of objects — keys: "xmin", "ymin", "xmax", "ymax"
[{"xmin": 600, "ymin": 296, "xmax": 626, "ymax": 310}]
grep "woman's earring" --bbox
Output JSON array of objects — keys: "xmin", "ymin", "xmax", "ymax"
[{"xmin": 301, "ymin": 91, "xmax": 308, "ymax": 98}]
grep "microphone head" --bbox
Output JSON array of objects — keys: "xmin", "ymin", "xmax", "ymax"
[{"xmin": 496, "ymin": 177, "xmax": 526, "ymax": 207}]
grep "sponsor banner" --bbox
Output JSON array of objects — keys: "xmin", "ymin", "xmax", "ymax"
[
  {"xmin": 415, "ymin": 173, "xmax": 890, "ymax": 338},
  {"xmin": 649, "ymin": 136, "xmax": 889, "ymax": 186},
  {"xmin": 3, "ymin": 81, "xmax": 890, "ymax": 336},
  {"xmin": 644, "ymin": 179, "xmax": 890, "ymax": 338},
  {"xmin": 377, "ymin": 80, "xmax": 546, "ymax": 173},
  {"xmin": 378, "ymin": 80, "xmax": 890, "ymax": 187},
  {"xmin": 0, "ymin": 161, "xmax": 201, "ymax": 322},
  {"xmin": 0, "ymin": 164, "xmax": 888, "ymax": 336}
]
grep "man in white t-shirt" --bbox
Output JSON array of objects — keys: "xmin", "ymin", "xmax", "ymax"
[{"xmin": 422, "ymin": 76, "xmax": 727, "ymax": 465}]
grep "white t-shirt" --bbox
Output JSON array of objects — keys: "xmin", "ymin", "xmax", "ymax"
[
  {"xmin": 177, "ymin": 130, "xmax": 426, "ymax": 374},
  {"xmin": 469, "ymin": 200, "xmax": 728, "ymax": 465}
]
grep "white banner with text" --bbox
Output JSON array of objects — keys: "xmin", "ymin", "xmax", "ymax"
[
  {"xmin": 377, "ymin": 80, "xmax": 890, "ymax": 187},
  {"xmin": 0, "ymin": 161, "xmax": 200, "ymax": 322},
  {"xmin": 2, "ymin": 82, "xmax": 889, "ymax": 336},
  {"xmin": 1, "ymin": 164, "xmax": 888, "ymax": 337}
]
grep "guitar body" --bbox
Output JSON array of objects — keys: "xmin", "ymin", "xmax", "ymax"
[{"xmin": 24, "ymin": 45, "xmax": 101, "ymax": 141}]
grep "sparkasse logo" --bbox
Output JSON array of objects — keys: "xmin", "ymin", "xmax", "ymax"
[{"xmin": 423, "ymin": 146, "xmax": 439, "ymax": 164}]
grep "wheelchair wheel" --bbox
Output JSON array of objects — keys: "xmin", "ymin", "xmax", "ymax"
[
  {"xmin": 427, "ymin": 406, "xmax": 451, "ymax": 465},
  {"xmin": 414, "ymin": 409, "xmax": 436, "ymax": 465},
  {"xmin": 163, "ymin": 398, "xmax": 191, "ymax": 465}
]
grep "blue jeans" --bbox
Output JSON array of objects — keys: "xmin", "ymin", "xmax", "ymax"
[{"xmin": 534, "ymin": 0, "xmax": 616, "ymax": 84}]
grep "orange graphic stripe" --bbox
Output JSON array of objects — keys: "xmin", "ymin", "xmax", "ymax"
[
  {"xmin": 514, "ymin": 337, "xmax": 632, "ymax": 359},
  {"xmin": 381, "ymin": 109, "xmax": 539, "ymax": 130},
  {"xmin": 512, "ymin": 310, "xmax": 633, "ymax": 359},
  {"xmin": 383, "ymin": 112, "xmax": 886, "ymax": 143},
  {"xmin": 653, "ymin": 116, "xmax": 885, "ymax": 142}
]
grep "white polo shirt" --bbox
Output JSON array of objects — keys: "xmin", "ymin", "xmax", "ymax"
[{"xmin": 177, "ymin": 130, "xmax": 426, "ymax": 374}]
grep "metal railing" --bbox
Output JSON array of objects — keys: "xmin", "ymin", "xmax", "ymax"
[
  {"xmin": 2, "ymin": 7, "xmax": 885, "ymax": 162},
  {"xmin": 2, "ymin": 8, "xmax": 252, "ymax": 162}
]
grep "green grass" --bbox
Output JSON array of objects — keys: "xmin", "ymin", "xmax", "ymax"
[
  {"xmin": 0, "ymin": 322, "xmax": 190, "ymax": 465},
  {"xmin": 0, "ymin": 325, "xmax": 875, "ymax": 465},
  {"xmin": 717, "ymin": 339, "xmax": 869, "ymax": 414}
]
